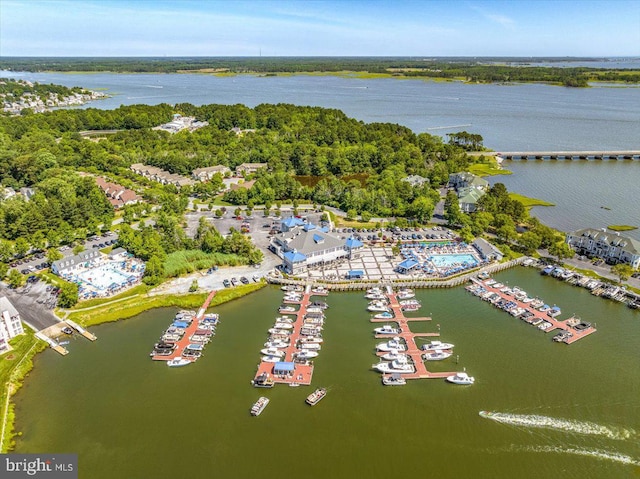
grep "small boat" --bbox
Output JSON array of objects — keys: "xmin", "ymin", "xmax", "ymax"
[
  {"xmin": 382, "ymin": 373, "xmax": 407, "ymax": 386},
  {"xmin": 293, "ymin": 350, "xmax": 319, "ymax": 359},
  {"xmin": 380, "ymin": 350, "xmax": 408, "ymax": 361},
  {"xmin": 260, "ymin": 347, "xmax": 285, "ymax": 357},
  {"xmin": 374, "ymin": 325, "xmax": 401, "ymax": 335},
  {"xmin": 250, "ymin": 397, "xmax": 270, "ymax": 416},
  {"xmin": 373, "ymin": 312, "xmax": 394, "ymax": 320},
  {"xmin": 367, "ymin": 301, "xmax": 389, "ymax": 312},
  {"xmin": 273, "ymin": 322, "xmax": 294, "ymax": 330},
  {"xmin": 399, "ymin": 299, "xmax": 420, "ymax": 307},
  {"xmin": 268, "ymin": 328, "xmax": 292, "ymax": 335},
  {"xmin": 547, "ymin": 306, "xmax": 562, "ymax": 318},
  {"xmin": 376, "ymin": 337, "xmax": 405, "ymax": 352},
  {"xmin": 278, "ymin": 306, "xmax": 297, "ymax": 314},
  {"xmin": 401, "ymin": 304, "xmax": 420, "ymax": 312},
  {"xmin": 61, "ymin": 327, "xmax": 74, "ymax": 335},
  {"xmin": 59, "ymin": 341, "xmax": 70, "ymax": 345},
  {"xmin": 282, "ymin": 285, "xmax": 303, "ymax": 292},
  {"xmin": 446, "ymin": 372, "xmax": 475, "ymax": 385},
  {"xmin": 298, "ymin": 336, "xmax": 323, "ymax": 344},
  {"xmin": 396, "ymin": 289, "xmax": 415, "ymax": 299},
  {"xmin": 261, "ymin": 355, "xmax": 281, "ymax": 363},
  {"xmin": 289, "ymin": 382, "xmax": 301, "ymax": 387},
  {"xmin": 299, "ymin": 343, "xmax": 321, "ymax": 351},
  {"xmin": 365, "ymin": 292, "xmax": 386, "ymax": 300},
  {"xmin": 305, "ymin": 387, "xmax": 327, "ymax": 406},
  {"xmin": 421, "ymin": 340, "xmax": 454, "ymax": 351},
  {"xmin": 252, "ymin": 372, "xmax": 275, "ymax": 388},
  {"xmin": 167, "ymin": 357, "xmax": 191, "ymax": 367},
  {"xmin": 423, "ymin": 350, "xmax": 452, "ymax": 361},
  {"xmin": 264, "ymin": 340, "xmax": 289, "ymax": 349}
]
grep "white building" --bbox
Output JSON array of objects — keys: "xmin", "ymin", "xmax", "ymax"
[
  {"xmin": 0, "ymin": 296, "xmax": 25, "ymax": 355},
  {"xmin": 566, "ymin": 228, "xmax": 640, "ymax": 268}
]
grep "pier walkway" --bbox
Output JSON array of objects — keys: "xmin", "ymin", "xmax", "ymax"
[
  {"xmin": 253, "ymin": 285, "xmax": 321, "ymax": 386},
  {"xmin": 468, "ymin": 278, "xmax": 596, "ymax": 344},
  {"xmin": 471, "ymin": 150, "xmax": 640, "ymax": 161},
  {"xmin": 371, "ymin": 287, "xmax": 457, "ymax": 381},
  {"xmin": 151, "ymin": 289, "xmax": 217, "ymax": 362}
]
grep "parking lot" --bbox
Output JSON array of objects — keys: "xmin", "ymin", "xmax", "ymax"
[{"xmin": 0, "ymin": 279, "xmax": 61, "ymax": 330}]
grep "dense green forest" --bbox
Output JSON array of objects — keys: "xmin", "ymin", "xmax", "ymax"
[
  {"xmin": 0, "ymin": 100, "xmax": 571, "ymax": 292},
  {"xmin": 1, "ymin": 57, "xmax": 638, "ymax": 86}
]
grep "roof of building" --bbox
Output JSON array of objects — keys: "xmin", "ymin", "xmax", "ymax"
[
  {"xmin": 347, "ymin": 270, "xmax": 364, "ymax": 277},
  {"xmin": 0, "ymin": 296, "xmax": 19, "ymax": 317},
  {"xmin": 192, "ymin": 165, "xmax": 230, "ymax": 175},
  {"xmin": 568, "ymin": 228, "xmax": 640, "ymax": 254},
  {"xmin": 273, "ymin": 361, "xmax": 295, "ymax": 372},
  {"xmin": 398, "ymin": 258, "xmax": 420, "ymax": 269},
  {"xmin": 52, "ymin": 250, "xmax": 102, "ymax": 272},
  {"xmin": 237, "ymin": 162, "xmax": 267, "ymax": 169},
  {"xmin": 472, "ymin": 238, "xmax": 503, "ymax": 258},
  {"xmin": 458, "ymin": 187, "xmax": 485, "ymax": 204},
  {"xmin": 345, "ymin": 237, "xmax": 364, "ymax": 249},
  {"xmin": 108, "ymin": 247, "xmax": 127, "ymax": 257},
  {"xmin": 282, "ymin": 217, "xmax": 306, "ymax": 228},
  {"xmin": 402, "ymin": 175, "xmax": 430, "ymax": 186},
  {"xmin": 278, "ymin": 228, "xmax": 346, "ymax": 257},
  {"xmin": 303, "ymin": 223, "xmax": 316, "ymax": 232},
  {"xmin": 283, "ymin": 251, "xmax": 307, "ymax": 263}
]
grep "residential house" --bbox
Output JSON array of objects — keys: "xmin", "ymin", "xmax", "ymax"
[
  {"xmin": 0, "ymin": 297, "xmax": 25, "ymax": 355},
  {"xmin": 192, "ymin": 166, "xmax": 231, "ymax": 181},
  {"xmin": 402, "ymin": 175, "xmax": 430, "ymax": 187},
  {"xmin": 566, "ymin": 228, "xmax": 640, "ymax": 268},
  {"xmin": 235, "ymin": 162, "xmax": 267, "ymax": 177},
  {"xmin": 95, "ymin": 177, "xmax": 141, "ymax": 209},
  {"xmin": 449, "ymin": 172, "xmax": 489, "ymax": 213},
  {"xmin": 130, "ymin": 163, "xmax": 194, "ymax": 188}
]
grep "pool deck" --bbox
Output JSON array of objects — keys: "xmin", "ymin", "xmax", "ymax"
[
  {"xmin": 371, "ymin": 287, "xmax": 458, "ymax": 381},
  {"xmin": 468, "ymin": 277, "xmax": 597, "ymax": 345},
  {"xmin": 151, "ymin": 289, "xmax": 217, "ymax": 362},
  {"xmin": 252, "ymin": 285, "xmax": 323, "ymax": 387}
]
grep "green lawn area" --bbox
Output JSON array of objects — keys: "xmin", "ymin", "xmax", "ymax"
[
  {"xmin": 509, "ymin": 193, "xmax": 555, "ymax": 208},
  {"xmin": 467, "ymin": 155, "xmax": 512, "ymax": 177},
  {"xmin": 211, "ymin": 196, "xmax": 233, "ymax": 206},
  {"xmin": 70, "ymin": 283, "xmax": 150, "ymax": 309},
  {"xmin": 164, "ymin": 250, "xmax": 245, "ymax": 277}
]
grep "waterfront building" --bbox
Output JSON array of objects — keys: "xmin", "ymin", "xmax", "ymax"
[
  {"xmin": 448, "ymin": 172, "xmax": 489, "ymax": 213},
  {"xmin": 0, "ymin": 296, "xmax": 25, "ymax": 355},
  {"xmin": 235, "ymin": 162, "xmax": 267, "ymax": 177},
  {"xmin": 472, "ymin": 238, "xmax": 504, "ymax": 262},
  {"xmin": 270, "ymin": 224, "xmax": 363, "ymax": 275},
  {"xmin": 566, "ymin": 228, "xmax": 640, "ymax": 268},
  {"xmin": 51, "ymin": 250, "xmax": 102, "ymax": 275},
  {"xmin": 192, "ymin": 165, "xmax": 231, "ymax": 181}
]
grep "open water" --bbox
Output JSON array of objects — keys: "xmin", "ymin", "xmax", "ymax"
[{"xmin": 14, "ymin": 269, "xmax": 640, "ymax": 478}]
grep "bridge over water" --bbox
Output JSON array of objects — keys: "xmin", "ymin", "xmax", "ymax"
[{"xmin": 470, "ymin": 150, "xmax": 640, "ymax": 160}]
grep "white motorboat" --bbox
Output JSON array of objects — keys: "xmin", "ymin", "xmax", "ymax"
[
  {"xmin": 446, "ymin": 372, "xmax": 475, "ymax": 385},
  {"xmin": 298, "ymin": 336, "xmax": 323, "ymax": 344},
  {"xmin": 423, "ymin": 350, "xmax": 452, "ymax": 361},
  {"xmin": 374, "ymin": 325, "xmax": 401, "ymax": 335},
  {"xmin": 306, "ymin": 387, "xmax": 327, "ymax": 406},
  {"xmin": 279, "ymin": 306, "xmax": 297, "ymax": 313},
  {"xmin": 365, "ymin": 292, "xmax": 386, "ymax": 300},
  {"xmin": 299, "ymin": 343, "xmax": 321, "ymax": 351},
  {"xmin": 373, "ymin": 312, "xmax": 394, "ymax": 320},
  {"xmin": 380, "ymin": 350, "xmax": 409, "ymax": 361},
  {"xmin": 275, "ymin": 316, "xmax": 294, "ymax": 323},
  {"xmin": 260, "ymin": 347, "xmax": 285, "ymax": 357},
  {"xmin": 293, "ymin": 350, "xmax": 319, "ymax": 359},
  {"xmin": 382, "ymin": 373, "xmax": 407, "ymax": 386},
  {"xmin": 282, "ymin": 285, "xmax": 303, "ymax": 292},
  {"xmin": 261, "ymin": 354, "xmax": 281, "ymax": 363},
  {"xmin": 373, "ymin": 359, "xmax": 415, "ymax": 374},
  {"xmin": 396, "ymin": 289, "xmax": 415, "ymax": 299},
  {"xmin": 368, "ymin": 301, "xmax": 390, "ymax": 312},
  {"xmin": 421, "ymin": 340, "xmax": 454, "ymax": 351},
  {"xmin": 274, "ymin": 322, "xmax": 294, "ymax": 330},
  {"xmin": 268, "ymin": 328, "xmax": 292, "ymax": 336},
  {"xmin": 376, "ymin": 338, "xmax": 406, "ymax": 352},
  {"xmin": 399, "ymin": 299, "xmax": 420, "ymax": 307},
  {"xmin": 167, "ymin": 357, "xmax": 191, "ymax": 367},
  {"xmin": 251, "ymin": 396, "xmax": 270, "ymax": 416},
  {"xmin": 264, "ymin": 340, "xmax": 289, "ymax": 349}
]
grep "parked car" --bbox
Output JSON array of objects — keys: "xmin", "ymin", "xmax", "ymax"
[
  {"xmin": 223, "ymin": 279, "xmax": 231, "ymax": 288},
  {"xmin": 231, "ymin": 277, "xmax": 238, "ymax": 286},
  {"xmin": 240, "ymin": 276, "xmax": 249, "ymax": 284}
]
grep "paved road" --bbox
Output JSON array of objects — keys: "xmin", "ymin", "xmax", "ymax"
[
  {"xmin": 0, "ymin": 281, "xmax": 60, "ymax": 331},
  {"xmin": 556, "ymin": 254, "xmax": 640, "ymax": 290}
]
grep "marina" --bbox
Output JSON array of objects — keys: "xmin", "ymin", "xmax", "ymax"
[
  {"xmin": 369, "ymin": 286, "xmax": 461, "ymax": 382},
  {"xmin": 149, "ymin": 290, "xmax": 219, "ymax": 363},
  {"xmin": 252, "ymin": 285, "xmax": 329, "ymax": 387},
  {"xmin": 466, "ymin": 277, "xmax": 597, "ymax": 344}
]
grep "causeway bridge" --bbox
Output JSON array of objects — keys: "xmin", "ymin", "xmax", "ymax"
[{"xmin": 484, "ymin": 150, "xmax": 640, "ymax": 161}]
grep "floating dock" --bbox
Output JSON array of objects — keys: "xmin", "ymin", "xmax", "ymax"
[
  {"xmin": 371, "ymin": 286, "xmax": 457, "ymax": 381},
  {"xmin": 468, "ymin": 278, "xmax": 596, "ymax": 344},
  {"xmin": 65, "ymin": 320, "xmax": 97, "ymax": 341},
  {"xmin": 252, "ymin": 285, "xmax": 324, "ymax": 386}
]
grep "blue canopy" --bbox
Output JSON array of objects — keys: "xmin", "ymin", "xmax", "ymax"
[
  {"xmin": 172, "ymin": 321, "xmax": 189, "ymax": 328},
  {"xmin": 345, "ymin": 237, "xmax": 364, "ymax": 249},
  {"xmin": 274, "ymin": 361, "xmax": 295, "ymax": 372},
  {"xmin": 398, "ymin": 258, "xmax": 420, "ymax": 270},
  {"xmin": 283, "ymin": 251, "xmax": 307, "ymax": 263},
  {"xmin": 347, "ymin": 270, "xmax": 364, "ymax": 279}
]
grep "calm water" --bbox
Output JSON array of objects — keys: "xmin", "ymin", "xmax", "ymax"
[
  {"xmin": 15, "ymin": 269, "xmax": 640, "ymax": 478},
  {"xmin": 491, "ymin": 161, "xmax": 640, "ymax": 240}
]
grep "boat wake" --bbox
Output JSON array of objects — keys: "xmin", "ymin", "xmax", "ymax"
[
  {"xmin": 479, "ymin": 411, "xmax": 635, "ymax": 440},
  {"xmin": 518, "ymin": 445, "xmax": 640, "ymax": 466},
  {"xmin": 426, "ymin": 123, "xmax": 471, "ymax": 130}
]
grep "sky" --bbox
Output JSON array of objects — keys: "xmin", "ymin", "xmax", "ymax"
[{"xmin": 1, "ymin": 0, "xmax": 639, "ymax": 57}]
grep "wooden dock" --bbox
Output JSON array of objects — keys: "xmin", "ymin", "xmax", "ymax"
[
  {"xmin": 151, "ymin": 289, "xmax": 218, "ymax": 362},
  {"xmin": 253, "ymin": 285, "xmax": 324, "ymax": 387},
  {"xmin": 468, "ymin": 278, "xmax": 597, "ymax": 344},
  {"xmin": 371, "ymin": 287, "xmax": 458, "ymax": 381},
  {"xmin": 65, "ymin": 320, "xmax": 97, "ymax": 341}
]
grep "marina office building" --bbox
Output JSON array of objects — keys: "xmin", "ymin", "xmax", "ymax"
[
  {"xmin": 566, "ymin": 228, "xmax": 640, "ymax": 268},
  {"xmin": 0, "ymin": 296, "xmax": 25, "ymax": 355},
  {"xmin": 270, "ymin": 221, "xmax": 364, "ymax": 275}
]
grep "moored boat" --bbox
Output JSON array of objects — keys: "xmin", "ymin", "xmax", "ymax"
[
  {"xmin": 376, "ymin": 337, "xmax": 405, "ymax": 352},
  {"xmin": 167, "ymin": 357, "xmax": 191, "ymax": 367},
  {"xmin": 374, "ymin": 324, "xmax": 401, "ymax": 335},
  {"xmin": 373, "ymin": 311, "xmax": 394, "ymax": 320},
  {"xmin": 251, "ymin": 396, "xmax": 270, "ymax": 416},
  {"xmin": 252, "ymin": 372, "xmax": 275, "ymax": 388},
  {"xmin": 373, "ymin": 359, "xmax": 415, "ymax": 374},
  {"xmin": 305, "ymin": 387, "xmax": 327, "ymax": 406},
  {"xmin": 382, "ymin": 373, "xmax": 407, "ymax": 386},
  {"xmin": 423, "ymin": 350, "xmax": 453, "ymax": 361},
  {"xmin": 421, "ymin": 340, "xmax": 454, "ymax": 351},
  {"xmin": 260, "ymin": 347, "xmax": 285, "ymax": 357},
  {"xmin": 446, "ymin": 372, "xmax": 475, "ymax": 385}
]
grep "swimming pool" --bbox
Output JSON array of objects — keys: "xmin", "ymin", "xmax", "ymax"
[
  {"xmin": 76, "ymin": 264, "xmax": 133, "ymax": 290},
  {"xmin": 430, "ymin": 254, "xmax": 479, "ymax": 268}
]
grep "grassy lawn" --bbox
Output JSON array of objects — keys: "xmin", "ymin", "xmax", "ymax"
[
  {"xmin": 333, "ymin": 217, "xmax": 382, "ymax": 229},
  {"xmin": 607, "ymin": 224, "xmax": 637, "ymax": 232},
  {"xmin": 211, "ymin": 196, "xmax": 233, "ymax": 206},
  {"xmin": 66, "ymin": 281, "xmax": 266, "ymax": 327},
  {"xmin": 509, "ymin": 193, "xmax": 555, "ymax": 209},
  {"xmin": 71, "ymin": 283, "xmax": 150, "ymax": 309},
  {"xmin": 467, "ymin": 155, "xmax": 512, "ymax": 177}
]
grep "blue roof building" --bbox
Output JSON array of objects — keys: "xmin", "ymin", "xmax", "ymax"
[
  {"xmin": 281, "ymin": 216, "xmax": 306, "ymax": 232},
  {"xmin": 397, "ymin": 258, "xmax": 420, "ymax": 274}
]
